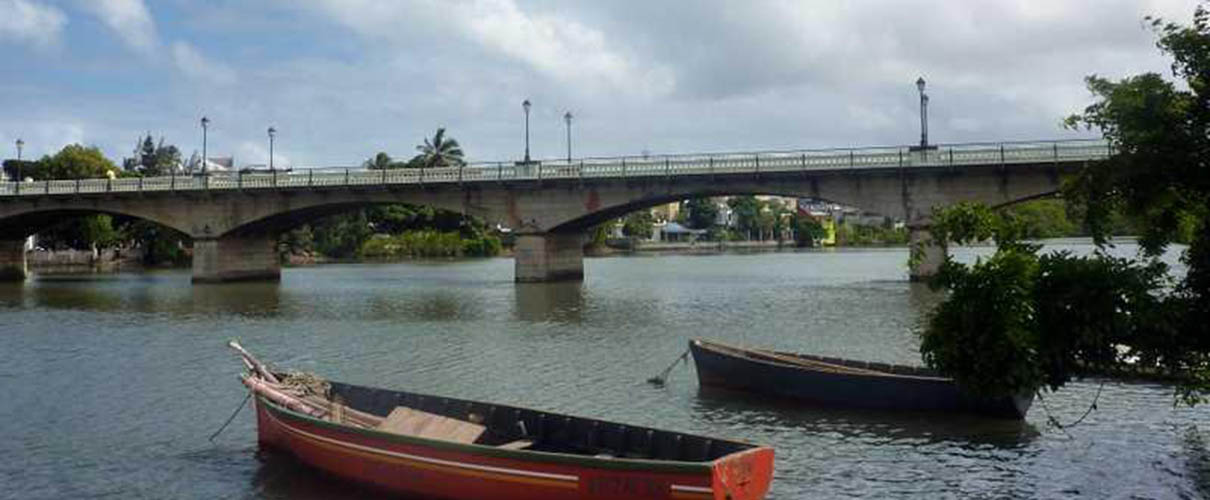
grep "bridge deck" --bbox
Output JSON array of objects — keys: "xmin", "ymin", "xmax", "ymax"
[{"xmin": 0, "ymin": 139, "xmax": 1109, "ymax": 198}]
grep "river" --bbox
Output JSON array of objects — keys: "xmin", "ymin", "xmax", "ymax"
[{"xmin": 0, "ymin": 241, "xmax": 1206, "ymax": 499}]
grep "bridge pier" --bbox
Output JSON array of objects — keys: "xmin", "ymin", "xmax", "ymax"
[
  {"xmin": 192, "ymin": 235, "xmax": 281, "ymax": 283},
  {"xmin": 514, "ymin": 232, "xmax": 584, "ymax": 283},
  {"xmin": 0, "ymin": 239, "xmax": 27, "ymax": 282},
  {"xmin": 909, "ymin": 225, "xmax": 947, "ymax": 282}
]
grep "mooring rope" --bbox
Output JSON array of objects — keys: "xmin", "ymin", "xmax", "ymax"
[
  {"xmin": 647, "ymin": 348, "xmax": 691, "ymax": 386},
  {"xmin": 1036, "ymin": 380, "xmax": 1106, "ymax": 434},
  {"xmin": 209, "ymin": 390, "xmax": 252, "ymax": 442}
]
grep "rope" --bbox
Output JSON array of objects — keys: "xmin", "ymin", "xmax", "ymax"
[
  {"xmin": 1036, "ymin": 380, "xmax": 1106, "ymax": 434},
  {"xmin": 209, "ymin": 390, "xmax": 252, "ymax": 442},
  {"xmin": 647, "ymin": 348, "xmax": 691, "ymax": 386},
  {"xmin": 279, "ymin": 371, "xmax": 331, "ymax": 398}
]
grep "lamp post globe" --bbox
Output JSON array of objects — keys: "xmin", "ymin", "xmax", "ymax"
[{"xmin": 522, "ymin": 99, "xmax": 532, "ymax": 163}]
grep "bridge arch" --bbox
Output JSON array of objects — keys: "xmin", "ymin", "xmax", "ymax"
[{"xmin": 0, "ymin": 205, "xmax": 192, "ymax": 237}]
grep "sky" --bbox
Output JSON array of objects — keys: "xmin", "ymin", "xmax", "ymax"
[{"xmin": 0, "ymin": 0, "xmax": 1201, "ymax": 169}]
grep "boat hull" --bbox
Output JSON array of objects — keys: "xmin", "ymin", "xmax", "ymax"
[
  {"xmin": 254, "ymin": 398, "xmax": 773, "ymax": 500},
  {"xmin": 690, "ymin": 340, "xmax": 1032, "ymax": 419}
]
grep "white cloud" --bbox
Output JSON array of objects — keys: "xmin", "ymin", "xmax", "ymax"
[
  {"xmin": 298, "ymin": 0, "xmax": 674, "ymax": 97},
  {"xmin": 78, "ymin": 0, "xmax": 157, "ymax": 54},
  {"xmin": 0, "ymin": 0, "xmax": 67, "ymax": 48},
  {"xmin": 236, "ymin": 140, "xmax": 290, "ymax": 169},
  {"xmin": 172, "ymin": 41, "xmax": 237, "ymax": 85}
]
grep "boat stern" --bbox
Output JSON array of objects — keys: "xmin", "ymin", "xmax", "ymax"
[{"xmin": 709, "ymin": 447, "xmax": 774, "ymax": 500}]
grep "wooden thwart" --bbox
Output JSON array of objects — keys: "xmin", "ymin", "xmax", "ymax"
[{"xmin": 376, "ymin": 407, "xmax": 486, "ymax": 444}]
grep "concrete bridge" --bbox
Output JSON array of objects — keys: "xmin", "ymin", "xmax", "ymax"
[{"xmin": 0, "ymin": 139, "xmax": 1109, "ymax": 283}]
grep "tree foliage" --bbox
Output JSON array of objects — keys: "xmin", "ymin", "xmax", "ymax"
[
  {"xmin": 415, "ymin": 128, "xmax": 465, "ymax": 168},
  {"xmin": 14, "ymin": 144, "xmax": 120, "ymax": 181},
  {"xmin": 792, "ymin": 214, "xmax": 827, "ymax": 247},
  {"xmin": 622, "ymin": 210, "xmax": 654, "ymax": 239},
  {"xmin": 123, "ymin": 134, "xmax": 181, "ymax": 176},
  {"xmin": 684, "ymin": 197, "xmax": 719, "ymax": 230},
  {"xmin": 920, "ymin": 3, "xmax": 1210, "ymax": 402}
]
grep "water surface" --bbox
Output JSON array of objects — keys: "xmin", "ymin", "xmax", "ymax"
[{"xmin": 0, "ymin": 242, "xmax": 1205, "ymax": 499}]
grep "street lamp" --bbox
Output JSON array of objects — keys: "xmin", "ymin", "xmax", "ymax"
[
  {"xmin": 522, "ymin": 99, "xmax": 531, "ymax": 164},
  {"xmin": 268, "ymin": 126, "xmax": 276, "ymax": 172},
  {"xmin": 200, "ymin": 116, "xmax": 210, "ymax": 174},
  {"xmin": 914, "ymin": 77, "xmax": 931, "ymax": 150},
  {"xmin": 14, "ymin": 138, "xmax": 23, "ymax": 182},
  {"xmin": 564, "ymin": 111, "xmax": 573, "ymax": 163}
]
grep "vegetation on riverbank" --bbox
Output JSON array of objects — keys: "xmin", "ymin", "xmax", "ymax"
[{"xmin": 920, "ymin": 4, "xmax": 1210, "ymax": 405}]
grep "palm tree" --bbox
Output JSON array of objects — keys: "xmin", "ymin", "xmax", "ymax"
[
  {"xmin": 363, "ymin": 152, "xmax": 394, "ymax": 170},
  {"xmin": 415, "ymin": 128, "xmax": 465, "ymax": 168}
]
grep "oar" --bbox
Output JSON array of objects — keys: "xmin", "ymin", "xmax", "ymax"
[{"xmin": 228, "ymin": 340, "xmax": 280, "ymax": 383}]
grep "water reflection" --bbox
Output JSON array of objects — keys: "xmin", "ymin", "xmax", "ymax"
[
  {"xmin": 692, "ymin": 387, "xmax": 1039, "ymax": 448},
  {"xmin": 250, "ymin": 449, "xmax": 395, "ymax": 500},
  {"xmin": 190, "ymin": 282, "xmax": 283, "ymax": 317},
  {"xmin": 514, "ymin": 282, "xmax": 584, "ymax": 323}
]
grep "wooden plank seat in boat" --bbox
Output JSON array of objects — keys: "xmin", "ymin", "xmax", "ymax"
[
  {"xmin": 497, "ymin": 439, "xmax": 534, "ymax": 450},
  {"xmin": 376, "ymin": 406, "xmax": 486, "ymax": 444}
]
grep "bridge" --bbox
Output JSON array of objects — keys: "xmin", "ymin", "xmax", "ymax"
[{"xmin": 0, "ymin": 139, "xmax": 1110, "ymax": 283}]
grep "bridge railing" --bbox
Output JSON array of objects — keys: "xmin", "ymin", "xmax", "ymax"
[{"xmin": 0, "ymin": 139, "xmax": 1111, "ymax": 197}]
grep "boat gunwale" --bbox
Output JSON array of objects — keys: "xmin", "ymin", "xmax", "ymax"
[
  {"xmin": 692, "ymin": 339, "xmax": 952, "ymax": 383},
  {"xmin": 259, "ymin": 393, "xmax": 742, "ymax": 475}
]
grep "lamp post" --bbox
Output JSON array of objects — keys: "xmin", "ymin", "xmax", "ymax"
[
  {"xmin": 268, "ymin": 126, "xmax": 276, "ymax": 172},
  {"xmin": 564, "ymin": 111, "xmax": 572, "ymax": 163},
  {"xmin": 916, "ymin": 77, "xmax": 930, "ymax": 150},
  {"xmin": 522, "ymin": 99, "xmax": 531, "ymax": 164},
  {"xmin": 200, "ymin": 116, "xmax": 210, "ymax": 174},
  {"xmin": 15, "ymin": 138, "xmax": 23, "ymax": 183}
]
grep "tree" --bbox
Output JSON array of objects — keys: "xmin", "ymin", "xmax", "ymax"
[
  {"xmin": 793, "ymin": 214, "xmax": 826, "ymax": 247},
  {"xmin": 363, "ymin": 152, "xmax": 399, "ymax": 170},
  {"xmin": 38, "ymin": 214, "xmax": 120, "ymax": 251},
  {"xmin": 415, "ymin": 128, "xmax": 465, "ymax": 168},
  {"xmin": 727, "ymin": 195, "xmax": 762, "ymax": 238},
  {"xmin": 622, "ymin": 210, "xmax": 654, "ymax": 240},
  {"xmin": 685, "ymin": 197, "xmax": 719, "ymax": 229},
  {"xmin": 17, "ymin": 144, "xmax": 119, "ymax": 180},
  {"xmin": 123, "ymin": 135, "xmax": 182, "ymax": 177},
  {"xmin": 919, "ymin": 4, "xmax": 1210, "ymax": 404}
]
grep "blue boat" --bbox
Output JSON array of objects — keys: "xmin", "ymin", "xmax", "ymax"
[{"xmin": 689, "ymin": 339, "xmax": 1033, "ymax": 420}]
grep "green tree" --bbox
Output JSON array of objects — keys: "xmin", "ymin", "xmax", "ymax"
[
  {"xmin": 125, "ymin": 135, "xmax": 182, "ymax": 177},
  {"xmin": 38, "ymin": 214, "xmax": 120, "ymax": 251},
  {"xmin": 39, "ymin": 144, "xmax": 120, "ymax": 180},
  {"xmin": 793, "ymin": 214, "xmax": 826, "ymax": 247},
  {"xmin": 727, "ymin": 195, "xmax": 761, "ymax": 238},
  {"xmin": 120, "ymin": 219, "xmax": 190, "ymax": 265},
  {"xmin": 622, "ymin": 210, "xmax": 654, "ymax": 240},
  {"xmin": 1005, "ymin": 199, "xmax": 1079, "ymax": 239},
  {"xmin": 685, "ymin": 197, "xmax": 719, "ymax": 230},
  {"xmin": 415, "ymin": 128, "xmax": 465, "ymax": 168},
  {"xmin": 363, "ymin": 152, "xmax": 400, "ymax": 170}
]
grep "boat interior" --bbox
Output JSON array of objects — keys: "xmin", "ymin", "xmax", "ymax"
[{"xmin": 321, "ymin": 380, "xmax": 753, "ymax": 463}]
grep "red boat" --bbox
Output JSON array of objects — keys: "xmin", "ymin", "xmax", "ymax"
[{"xmin": 231, "ymin": 343, "xmax": 774, "ymax": 500}]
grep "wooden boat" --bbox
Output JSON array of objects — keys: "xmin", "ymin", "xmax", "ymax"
[
  {"xmin": 230, "ymin": 342, "xmax": 774, "ymax": 500},
  {"xmin": 689, "ymin": 339, "xmax": 1033, "ymax": 420}
]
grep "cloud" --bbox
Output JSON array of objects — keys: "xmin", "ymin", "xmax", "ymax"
[
  {"xmin": 78, "ymin": 0, "xmax": 158, "ymax": 54},
  {"xmin": 236, "ymin": 140, "xmax": 290, "ymax": 169},
  {"xmin": 297, "ymin": 0, "xmax": 674, "ymax": 97},
  {"xmin": 172, "ymin": 41, "xmax": 237, "ymax": 85},
  {"xmin": 0, "ymin": 0, "xmax": 67, "ymax": 49}
]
